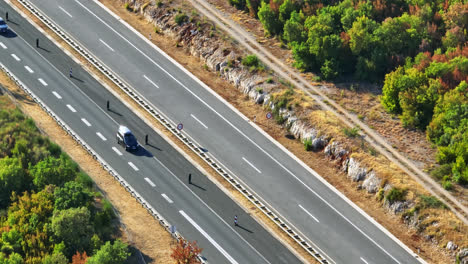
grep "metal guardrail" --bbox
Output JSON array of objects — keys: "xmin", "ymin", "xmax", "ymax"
[{"xmin": 15, "ymin": 0, "xmax": 330, "ymax": 262}]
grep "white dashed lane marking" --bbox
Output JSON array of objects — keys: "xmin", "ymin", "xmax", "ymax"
[
  {"xmin": 52, "ymin": 91, "xmax": 62, "ymax": 99},
  {"xmin": 58, "ymin": 6, "xmax": 73, "ymax": 18},
  {"xmin": 144, "ymin": 177, "xmax": 156, "ymax": 187},
  {"xmin": 0, "ymin": 42, "xmax": 7, "ymax": 49},
  {"xmin": 112, "ymin": 147, "xmax": 123, "ymax": 156},
  {"xmin": 66, "ymin": 104, "xmax": 76, "ymax": 113},
  {"xmin": 25, "ymin": 66, "xmax": 34, "ymax": 73},
  {"xmin": 38, "ymin": 78, "xmax": 48, "ymax": 86},
  {"xmin": 96, "ymin": 132, "xmax": 107, "ymax": 141},
  {"xmin": 128, "ymin": 162, "xmax": 139, "ymax": 171},
  {"xmin": 191, "ymin": 114, "xmax": 208, "ymax": 129},
  {"xmin": 143, "ymin": 75, "xmax": 159, "ymax": 88},
  {"xmin": 11, "ymin": 54, "xmax": 20, "ymax": 61},
  {"xmin": 161, "ymin": 193, "xmax": 173, "ymax": 203},
  {"xmin": 99, "ymin": 38, "xmax": 115, "ymax": 52},
  {"xmin": 242, "ymin": 157, "xmax": 261, "ymax": 174},
  {"xmin": 360, "ymin": 257, "xmax": 369, "ymax": 264},
  {"xmin": 298, "ymin": 204, "xmax": 319, "ymax": 223},
  {"xmin": 81, "ymin": 118, "xmax": 91, "ymax": 127}
]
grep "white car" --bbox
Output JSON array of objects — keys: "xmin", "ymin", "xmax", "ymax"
[{"xmin": 116, "ymin": 125, "xmax": 139, "ymax": 151}]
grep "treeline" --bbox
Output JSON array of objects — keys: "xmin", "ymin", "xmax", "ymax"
[
  {"xmin": 229, "ymin": 0, "xmax": 467, "ymax": 81},
  {"xmin": 381, "ymin": 47, "xmax": 467, "ymax": 187},
  {"xmin": 0, "ymin": 99, "xmax": 129, "ymax": 264},
  {"xmin": 228, "ymin": 0, "xmax": 467, "ymax": 186}
]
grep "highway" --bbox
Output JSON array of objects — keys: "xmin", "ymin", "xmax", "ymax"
[
  {"xmin": 14, "ymin": 0, "xmax": 426, "ymax": 263},
  {"xmin": 0, "ymin": 2, "xmax": 303, "ymax": 263}
]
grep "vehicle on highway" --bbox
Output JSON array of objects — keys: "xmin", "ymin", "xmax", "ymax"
[
  {"xmin": 116, "ymin": 125, "xmax": 139, "ymax": 151},
  {"xmin": 0, "ymin": 18, "xmax": 8, "ymax": 33}
]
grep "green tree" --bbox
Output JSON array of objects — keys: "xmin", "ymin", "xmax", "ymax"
[
  {"xmin": 7, "ymin": 191, "xmax": 54, "ymax": 262},
  {"xmin": 283, "ymin": 11, "xmax": 306, "ymax": 44},
  {"xmin": 279, "ymin": 0, "xmax": 296, "ymax": 23},
  {"xmin": 381, "ymin": 67, "xmax": 406, "ymax": 113},
  {"xmin": 0, "ymin": 252, "xmax": 23, "ymax": 264},
  {"xmin": 86, "ymin": 240, "xmax": 129, "ymax": 264},
  {"xmin": 51, "ymin": 207, "xmax": 93, "ymax": 257},
  {"xmin": 30, "ymin": 154, "xmax": 78, "ymax": 189},
  {"xmin": 0, "ymin": 157, "xmax": 27, "ymax": 208},
  {"xmin": 42, "ymin": 253, "xmax": 68, "ymax": 264},
  {"xmin": 54, "ymin": 181, "xmax": 93, "ymax": 210},
  {"xmin": 258, "ymin": 1, "xmax": 282, "ymax": 36},
  {"xmin": 348, "ymin": 16, "xmax": 378, "ymax": 56},
  {"xmin": 399, "ymin": 76, "xmax": 439, "ymax": 129}
]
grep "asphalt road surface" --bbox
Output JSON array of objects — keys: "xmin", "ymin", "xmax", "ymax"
[
  {"xmin": 0, "ymin": 2, "xmax": 303, "ymax": 263},
  {"xmin": 14, "ymin": 0, "xmax": 427, "ymax": 263}
]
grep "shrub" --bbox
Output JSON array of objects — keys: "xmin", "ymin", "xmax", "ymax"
[
  {"xmin": 430, "ymin": 164, "xmax": 452, "ymax": 180},
  {"xmin": 419, "ymin": 195, "xmax": 447, "ymax": 209},
  {"xmin": 266, "ymin": 77, "xmax": 274, "ymax": 83},
  {"xmin": 385, "ymin": 187, "xmax": 407, "ymax": 203},
  {"xmin": 124, "ymin": 3, "xmax": 132, "ymax": 11},
  {"xmin": 242, "ymin": 55, "xmax": 260, "ymax": 67},
  {"xmin": 343, "ymin": 127, "xmax": 360, "ymax": 138},
  {"xmin": 156, "ymin": 1, "xmax": 163, "ymax": 7},
  {"xmin": 442, "ymin": 180, "xmax": 453, "ymax": 190},
  {"xmin": 304, "ymin": 139, "xmax": 312, "ymax": 151},
  {"xmin": 256, "ymin": 87, "xmax": 263, "ymax": 94},
  {"xmin": 175, "ymin": 13, "xmax": 188, "ymax": 25}
]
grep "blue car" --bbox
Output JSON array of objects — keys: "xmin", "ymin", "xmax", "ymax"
[{"xmin": 0, "ymin": 18, "xmax": 7, "ymax": 33}]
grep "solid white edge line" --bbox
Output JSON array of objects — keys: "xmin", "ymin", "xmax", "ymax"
[
  {"xmin": 52, "ymin": 91, "xmax": 62, "ymax": 99},
  {"xmin": 161, "ymin": 193, "xmax": 173, "ymax": 203},
  {"xmin": 99, "ymin": 38, "xmax": 115, "ymax": 52},
  {"xmin": 190, "ymin": 114, "xmax": 208, "ymax": 129},
  {"xmin": 58, "ymin": 6, "xmax": 73, "ymax": 18},
  {"xmin": 11, "ymin": 53, "xmax": 20, "ymax": 61},
  {"xmin": 144, "ymin": 177, "xmax": 156, "ymax": 187},
  {"xmin": 242, "ymin": 157, "xmax": 261, "ymax": 174},
  {"xmin": 38, "ymin": 78, "xmax": 48, "ymax": 86},
  {"xmin": 179, "ymin": 210, "xmax": 238, "ymax": 264},
  {"xmin": 360, "ymin": 257, "xmax": 369, "ymax": 264},
  {"xmin": 24, "ymin": 65, "xmax": 34, "ymax": 73},
  {"xmin": 66, "ymin": 104, "xmax": 76, "ymax": 112},
  {"xmin": 96, "ymin": 132, "xmax": 107, "ymax": 141},
  {"xmin": 143, "ymin": 74, "xmax": 159, "ymax": 88},
  {"xmin": 128, "ymin": 161, "xmax": 139, "ymax": 171},
  {"xmin": 112, "ymin": 146, "xmax": 123, "ymax": 156},
  {"xmin": 298, "ymin": 204, "xmax": 319, "ymax": 223},
  {"xmin": 65, "ymin": 1, "xmax": 420, "ymax": 262},
  {"xmin": 81, "ymin": 118, "xmax": 91, "ymax": 126},
  {"xmin": 0, "ymin": 42, "xmax": 7, "ymax": 49}
]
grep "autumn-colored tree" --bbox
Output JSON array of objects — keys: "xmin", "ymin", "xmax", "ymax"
[
  {"xmin": 71, "ymin": 251, "xmax": 88, "ymax": 264},
  {"xmin": 171, "ymin": 239, "xmax": 203, "ymax": 264}
]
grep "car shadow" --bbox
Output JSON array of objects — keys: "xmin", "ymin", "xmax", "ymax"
[
  {"xmin": 0, "ymin": 30, "xmax": 17, "ymax": 38},
  {"xmin": 130, "ymin": 146, "xmax": 153, "ymax": 158}
]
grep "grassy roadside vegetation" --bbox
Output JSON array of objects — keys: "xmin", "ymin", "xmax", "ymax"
[{"xmin": 0, "ymin": 94, "xmax": 129, "ymax": 264}]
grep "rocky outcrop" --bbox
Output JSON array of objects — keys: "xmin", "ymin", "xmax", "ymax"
[
  {"xmin": 362, "ymin": 171, "xmax": 381, "ymax": 193},
  {"xmin": 458, "ymin": 248, "xmax": 468, "ymax": 264}
]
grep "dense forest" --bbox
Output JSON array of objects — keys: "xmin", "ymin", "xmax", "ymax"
[
  {"xmin": 228, "ymin": 0, "xmax": 467, "ymax": 186},
  {"xmin": 0, "ymin": 97, "xmax": 129, "ymax": 264}
]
